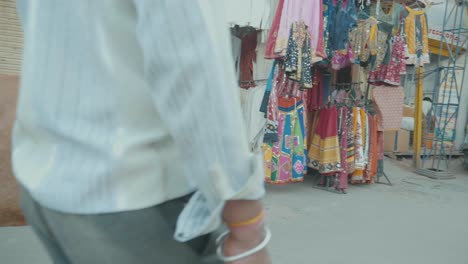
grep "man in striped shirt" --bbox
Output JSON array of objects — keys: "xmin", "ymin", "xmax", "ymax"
[{"xmin": 14, "ymin": 0, "xmax": 270, "ymax": 263}]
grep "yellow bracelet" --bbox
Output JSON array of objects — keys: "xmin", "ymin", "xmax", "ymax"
[{"xmin": 227, "ymin": 210, "xmax": 265, "ymax": 228}]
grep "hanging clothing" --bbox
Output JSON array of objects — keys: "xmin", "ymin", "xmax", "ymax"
[
  {"xmin": 330, "ymin": 0, "xmax": 360, "ymax": 70},
  {"xmin": 369, "ymin": 23, "xmax": 393, "ymax": 71},
  {"xmin": 305, "ymin": 69, "xmax": 324, "ymax": 111},
  {"xmin": 348, "ymin": 17, "xmax": 379, "ymax": 66},
  {"xmin": 369, "ymin": 1, "xmax": 406, "ymax": 31},
  {"xmin": 264, "ymin": 97, "xmax": 307, "ymax": 184},
  {"xmin": 330, "ymin": 0, "xmax": 358, "ymax": 51},
  {"xmin": 284, "ymin": 21, "xmax": 313, "ymax": 88},
  {"xmin": 274, "ymin": 0, "xmax": 324, "ymax": 59},
  {"xmin": 362, "ymin": 108, "xmax": 370, "ymax": 167},
  {"xmin": 322, "ymin": 72, "xmax": 333, "ymax": 105},
  {"xmin": 352, "ymin": 107, "xmax": 365, "ymax": 182},
  {"xmin": 368, "ymin": 35, "xmax": 406, "ymax": 86},
  {"xmin": 262, "ymin": 63, "xmax": 280, "ymax": 143},
  {"xmin": 346, "ymin": 106, "xmax": 356, "ymax": 174},
  {"xmin": 265, "ymin": 0, "xmax": 285, "ymax": 59},
  {"xmin": 315, "ymin": 1, "xmax": 327, "ymax": 62},
  {"xmin": 308, "ymin": 106, "xmax": 341, "ymax": 175},
  {"xmin": 322, "ymin": 0, "xmax": 333, "ymax": 60},
  {"xmin": 402, "ymin": 6, "xmax": 430, "ymax": 66},
  {"xmin": 366, "ymin": 114, "xmax": 379, "ymax": 183},
  {"xmin": 239, "ymin": 30, "xmax": 258, "ymax": 88},
  {"xmin": 372, "ymin": 86, "xmax": 405, "ymax": 130},
  {"xmin": 260, "ymin": 61, "xmax": 278, "ymax": 117},
  {"xmin": 338, "ymin": 107, "xmax": 349, "ymax": 191},
  {"xmin": 370, "ymin": 2, "xmax": 394, "ymax": 24},
  {"xmin": 331, "ymin": 45, "xmax": 355, "ymax": 70},
  {"xmin": 307, "ymin": 110, "xmax": 320, "ymax": 162}
]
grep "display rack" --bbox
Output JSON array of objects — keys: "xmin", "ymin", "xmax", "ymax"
[{"xmin": 416, "ymin": 0, "xmax": 468, "ymax": 179}]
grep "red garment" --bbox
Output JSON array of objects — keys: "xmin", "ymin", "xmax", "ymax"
[
  {"xmin": 368, "ymin": 36, "xmax": 406, "ymax": 86},
  {"xmin": 315, "ymin": 1, "xmax": 327, "ymax": 60},
  {"xmin": 264, "ymin": 0, "xmax": 285, "ymax": 59},
  {"xmin": 308, "ymin": 106, "xmax": 341, "ymax": 175},
  {"xmin": 240, "ymin": 31, "xmax": 258, "ymax": 88},
  {"xmin": 305, "ymin": 70, "xmax": 323, "ymax": 111}
]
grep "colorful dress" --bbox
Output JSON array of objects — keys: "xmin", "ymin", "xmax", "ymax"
[
  {"xmin": 368, "ymin": 35, "xmax": 407, "ymax": 86},
  {"xmin": 284, "ymin": 21, "xmax": 313, "ymax": 88},
  {"xmin": 348, "ymin": 17, "xmax": 379, "ymax": 66},
  {"xmin": 346, "ymin": 106, "xmax": 355, "ymax": 174},
  {"xmin": 366, "ymin": 114, "xmax": 379, "ymax": 183},
  {"xmin": 274, "ymin": 0, "xmax": 324, "ymax": 59},
  {"xmin": 338, "ymin": 107, "xmax": 349, "ymax": 191},
  {"xmin": 264, "ymin": 97, "xmax": 307, "ymax": 184},
  {"xmin": 308, "ymin": 106, "xmax": 341, "ymax": 175},
  {"xmin": 402, "ymin": 6, "xmax": 430, "ymax": 66},
  {"xmin": 352, "ymin": 107, "xmax": 365, "ymax": 182},
  {"xmin": 330, "ymin": 0, "xmax": 358, "ymax": 51},
  {"xmin": 305, "ymin": 69, "xmax": 323, "ymax": 111}
]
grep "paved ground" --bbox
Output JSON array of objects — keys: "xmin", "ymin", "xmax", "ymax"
[{"xmin": 1, "ymin": 158, "xmax": 467, "ymax": 264}]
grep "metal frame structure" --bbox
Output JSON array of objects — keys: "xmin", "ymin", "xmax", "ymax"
[{"xmin": 416, "ymin": 0, "xmax": 468, "ymax": 179}]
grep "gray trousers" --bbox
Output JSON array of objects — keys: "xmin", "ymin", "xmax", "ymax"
[{"xmin": 20, "ymin": 188, "xmax": 222, "ymax": 264}]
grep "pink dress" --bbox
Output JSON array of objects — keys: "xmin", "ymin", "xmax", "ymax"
[
  {"xmin": 274, "ymin": 0, "xmax": 324, "ymax": 59},
  {"xmin": 314, "ymin": 1, "xmax": 327, "ymax": 62},
  {"xmin": 265, "ymin": 0, "xmax": 285, "ymax": 59}
]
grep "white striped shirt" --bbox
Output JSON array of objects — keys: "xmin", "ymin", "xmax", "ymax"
[{"xmin": 14, "ymin": 0, "xmax": 265, "ymax": 242}]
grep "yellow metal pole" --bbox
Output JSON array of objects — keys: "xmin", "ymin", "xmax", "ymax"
[{"xmin": 414, "ymin": 67, "xmax": 424, "ymax": 168}]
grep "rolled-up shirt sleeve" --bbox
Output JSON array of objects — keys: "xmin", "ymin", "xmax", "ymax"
[{"xmin": 133, "ymin": 0, "xmax": 265, "ymax": 241}]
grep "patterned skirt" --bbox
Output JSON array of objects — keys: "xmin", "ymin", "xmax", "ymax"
[
  {"xmin": 264, "ymin": 97, "xmax": 307, "ymax": 184},
  {"xmin": 308, "ymin": 106, "xmax": 341, "ymax": 175}
]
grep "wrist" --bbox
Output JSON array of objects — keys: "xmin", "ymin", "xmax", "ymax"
[
  {"xmin": 222, "ymin": 200, "xmax": 263, "ymax": 224},
  {"xmin": 229, "ymin": 223, "xmax": 265, "ymax": 244},
  {"xmin": 216, "ymin": 227, "xmax": 272, "ymax": 263}
]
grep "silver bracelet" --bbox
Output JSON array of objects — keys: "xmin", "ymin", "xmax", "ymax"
[{"xmin": 215, "ymin": 227, "xmax": 271, "ymax": 262}]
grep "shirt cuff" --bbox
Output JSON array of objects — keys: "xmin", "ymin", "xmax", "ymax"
[{"xmin": 208, "ymin": 152, "xmax": 265, "ymax": 201}]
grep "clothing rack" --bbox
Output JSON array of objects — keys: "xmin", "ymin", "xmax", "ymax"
[
  {"xmin": 239, "ymin": 79, "xmax": 268, "ymax": 87},
  {"xmin": 311, "ymin": 82, "xmax": 392, "ymax": 194},
  {"xmin": 312, "ymin": 172, "xmax": 348, "ymax": 194},
  {"xmin": 331, "ymin": 82, "xmax": 363, "ymax": 87}
]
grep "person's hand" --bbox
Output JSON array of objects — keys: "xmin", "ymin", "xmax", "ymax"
[
  {"xmin": 221, "ymin": 201, "xmax": 271, "ymax": 263},
  {"xmin": 222, "ymin": 229, "xmax": 271, "ymax": 264}
]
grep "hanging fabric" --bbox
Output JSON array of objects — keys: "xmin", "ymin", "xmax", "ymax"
[
  {"xmin": 308, "ymin": 106, "xmax": 341, "ymax": 175},
  {"xmin": 261, "ymin": 60, "xmax": 279, "ymax": 142},
  {"xmin": 273, "ymin": 0, "xmax": 325, "ymax": 60},
  {"xmin": 265, "ymin": 0, "xmax": 285, "ymax": 59},
  {"xmin": 284, "ymin": 21, "xmax": 313, "ymax": 88},
  {"xmin": 264, "ymin": 97, "xmax": 307, "ymax": 184},
  {"xmin": 402, "ymin": 6, "xmax": 430, "ymax": 66},
  {"xmin": 372, "ymin": 86, "xmax": 405, "ymax": 131},
  {"xmin": 338, "ymin": 107, "xmax": 349, "ymax": 191},
  {"xmin": 239, "ymin": 30, "xmax": 258, "ymax": 88}
]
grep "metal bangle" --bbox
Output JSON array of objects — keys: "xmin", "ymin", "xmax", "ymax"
[{"xmin": 215, "ymin": 227, "xmax": 271, "ymax": 263}]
